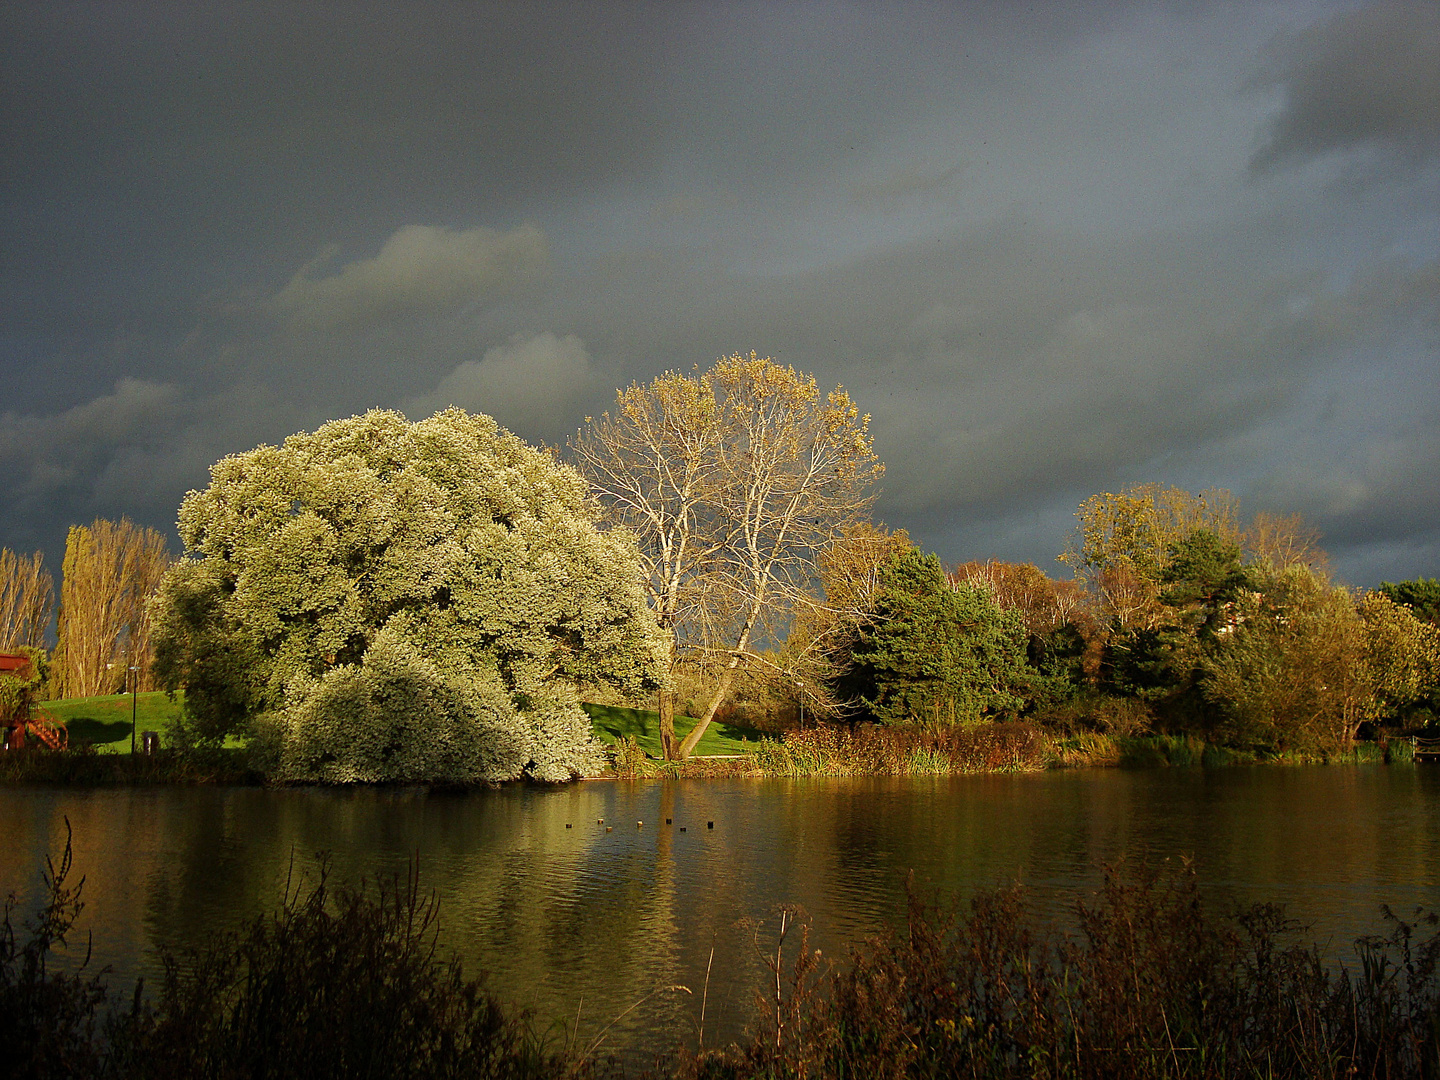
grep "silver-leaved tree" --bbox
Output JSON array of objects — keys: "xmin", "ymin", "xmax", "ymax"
[{"xmin": 151, "ymin": 408, "xmax": 668, "ymax": 782}]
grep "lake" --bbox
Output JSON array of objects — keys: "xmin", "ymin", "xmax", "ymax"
[{"xmin": 3, "ymin": 766, "xmax": 1438, "ymax": 1061}]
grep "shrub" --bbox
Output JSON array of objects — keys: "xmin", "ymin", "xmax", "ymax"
[
  {"xmin": 0, "ymin": 820, "xmax": 108, "ymax": 1079},
  {"xmin": 111, "ymin": 863, "xmax": 560, "ymax": 1080},
  {"xmin": 2, "ymin": 826, "xmax": 570, "ymax": 1080}
]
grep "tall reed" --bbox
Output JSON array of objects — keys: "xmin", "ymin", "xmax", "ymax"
[
  {"xmin": 678, "ymin": 864, "xmax": 1440, "ymax": 1080},
  {"xmin": 750, "ymin": 722, "xmax": 1048, "ymax": 777}
]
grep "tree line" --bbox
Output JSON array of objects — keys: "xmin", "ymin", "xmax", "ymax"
[
  {"xmin": 4, "ymin": 352, "xmax": 1437, "ymax": 779},
  {"xmin": 0, "ymin": 519, "xmax": 172, "ymax": 698},
  {"xmin": 767, "ymin": 488, "xmax": 1440, "ymax": 758},
  {"xmin": 571, "ymin": 360, "xmax": 1439, "ymax": 760}
]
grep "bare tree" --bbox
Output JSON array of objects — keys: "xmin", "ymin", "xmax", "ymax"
[
  {"xmin": 676, "ymin": 354, "xmax": 881, "ymax": 758},
  {"xmin": 54, "ymin": 518, "xmax": 172, "ymax": 698},
  {"xmin": 1244, "ymin": 510, "xmax": 1329, "ymax": 574},
  {"xmin": 951, "ymin": 559, "xmax": 1089, "ymax": 636},
  {"xmin": 570, "ymin": 371, "xmax": 727, "ymax": 757},
  {"xmin": 0, "ymin": 549, "xmax": 54, "ymax": 652},
  {"xmin": 574, "ymin": 353, "xmax": 882, "ymax": 759}
]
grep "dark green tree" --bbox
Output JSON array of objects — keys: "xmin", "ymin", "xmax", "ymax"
[
  {"xmin": 1377, "ymin": 577, "xmax": 1440, "ymax": 627},
  {"xmin": 1158, "ymin": 529, "xmax": 1253, "ymax": 637},
  {"xmin": 1103, "ymin": 529, "xmax": 1252, "ymax": 717},
  {"xmin": 839, "ymin": 549, "xmax": 1031, "ymax": 724}
]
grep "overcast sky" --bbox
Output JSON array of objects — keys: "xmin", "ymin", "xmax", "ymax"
[{"xmin": 2, "ymin": 1, "xmax": 1437, "ymax": 586}]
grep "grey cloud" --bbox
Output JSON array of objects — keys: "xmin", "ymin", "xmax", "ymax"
[
  {"xmin": 0, "ymin": 374, "xmax": 330, "ymax": 561},
  {"xmin": 404, "ymin": 332, "xmax": 599, "ymax": 440},
  {"xmin": 0, "ymin": 378, "xmax": 180, "ymax": 500},
  {"xmin": 849, "ymin": 164, "xmax": 965, "ymax": 207},
  {"xmin": 0, "ymin": 378, "xmax": 190, "ymax": 554},
  {"xmin": 539, "ymin": 202, "xmax": 1437, "ymax": 584},
  {"xmin": 270, "ymin": 225, "xmax": 549, "ymax": 331},
  {"xmin": 2, "ymin": 1, "xmax": 1436, "ymax": 589},
  {"xmin": 1251, "ymin": 1, "xmax": 1440, "ymax": 170}
]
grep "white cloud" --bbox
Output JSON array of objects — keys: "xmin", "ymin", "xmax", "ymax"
[
  {"xmin": 270, "ymin": 224, "xmax": 549, "ymax": 330},
  {"xmin": 404, "ymin": 331, "xmax": 598, "ymax": 438}
]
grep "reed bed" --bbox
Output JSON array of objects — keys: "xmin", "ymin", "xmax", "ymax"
[
  {"xmin": 749, "ymin": 722, "xmax": 1049, "ymax": 777},
  {"xmin": 1050, "ymin": 733, "xmax": 1416, "ymax": 771}
]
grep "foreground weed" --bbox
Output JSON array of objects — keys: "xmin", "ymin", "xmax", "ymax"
[
  {"xmin": 673, "ymin": 863, "xmax": 1440, "ymax": 1080},
  {"xmin": 8, "ymin": 833, "xmax": 1440, "ymax": 1079},
  {"xmin": 0, "ymin": 817, "xmax": 109, "ymax": 1079}
]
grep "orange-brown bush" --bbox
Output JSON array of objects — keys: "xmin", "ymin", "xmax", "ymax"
[{"xmin": 752, "ymin": 721, "xmax": 1048, "ymax": 776}]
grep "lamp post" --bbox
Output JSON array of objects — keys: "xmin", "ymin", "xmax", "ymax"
[{"xmin": 129, "ymin": 665, "xmax": 138, "ymax": 755}]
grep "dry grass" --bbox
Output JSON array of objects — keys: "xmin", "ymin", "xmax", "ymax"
[
  {"xmin": 667, "ymin": 864, "xmax": 1440, "ymax": 1080},
  {"xmin": 750, "ymin": 722, "xmax": 1049, "ymax": 777}
]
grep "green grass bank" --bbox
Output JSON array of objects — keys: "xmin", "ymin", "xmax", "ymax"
[{"xmin": 39, "ymin": 691, "xmax": 186, "ymax": 751}]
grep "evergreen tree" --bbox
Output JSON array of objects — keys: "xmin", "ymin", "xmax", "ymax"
[{"xmin": 840, "ymin": 549, "xmax": 1030, "ymax": 724}]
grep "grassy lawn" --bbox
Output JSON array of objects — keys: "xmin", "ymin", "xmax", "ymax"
[
  {"xmin": 581, "ymin": 702, "xmax": 763, "ymax": 757},
  {"xmin": 33, "ymin": 693, "xmax": 763, "ymax": 761},
  {"xmin": 38, "ymin": 691, "xmax": 186, "ymax": 752}
]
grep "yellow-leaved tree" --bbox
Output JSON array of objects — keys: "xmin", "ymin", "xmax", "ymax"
[
  {"xmin": 0, "ymin": 548, "xmax": 54, "ymax": 652},
  {"xmin": 52, "ymin": 518, "xmax": 171, "ymax": 698},
  {"xmin": 573, "ymin": 353, "xmax": 882, "ymax": 758}
]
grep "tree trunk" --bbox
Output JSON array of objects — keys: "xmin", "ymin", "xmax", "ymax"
[
  {"xmin": 676, "ymin": 651, "xmax": 744, "ymax": 759},
  {"xmin": 659, "ymin": 688, "xmax": 676, "ymax": 760}
]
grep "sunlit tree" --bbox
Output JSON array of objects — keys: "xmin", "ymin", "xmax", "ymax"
[
  {"xmin": 574, "ymin": 353, "xmax": 881, "ymax": 759},
  {"xmin": 1060, "ymin": 484, "xmax": 1241, "ymax": 632},
  {"xmin": 784, "ymin": 522, "xmax": 913, "ymax": 718},
  {"xmin": 570, "ymin": 370, "xmax": 727, "ymax": 757},
  {"xmin": 1377, "ymin": 578, "xmax": 1440, "ymax": 627},
  {"xmin": 153, "ymin": 409, "xmax": 668, "ymax": 782},
  {"xmin": 52, "ymin": 518, "xmax": 171, "ymax": 697},
  {"xmin": 0, "ymin": 549, "xmax": 53, "ymax": 654}
]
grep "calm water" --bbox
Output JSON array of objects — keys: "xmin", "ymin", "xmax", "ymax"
[{"xmin": 3, "ymin": 767, "xmax": 1439, "ymax": 1058}]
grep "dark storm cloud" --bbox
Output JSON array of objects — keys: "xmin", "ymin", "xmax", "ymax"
[
  {"xmin": 1251, "ymin": 1, "xmax": 1440, "ymax": 169},
  {"xmin": 543, "ymin": 208, "xmax": 1438, "ymax": 547},
  {"xmin": 1, "ymin": 1, "xmax": 1436, "ymax": 588}
]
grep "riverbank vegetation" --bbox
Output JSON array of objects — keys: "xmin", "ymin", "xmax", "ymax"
[
  {"xmin": 7, "ymin": 833, "xmax": 1439, "ymax": 1078},
  {"xmin": 0, "ymin": 744, "xmax": 260, "ymax": 786},
  {"xmin": 3, "ymin": 355, "xmax": 1439, "ymax": 784}
]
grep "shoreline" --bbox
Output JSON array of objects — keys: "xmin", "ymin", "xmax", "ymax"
[{"xmin": 0, "ymin": 728, "xmax": 1422, "ymax": 788}]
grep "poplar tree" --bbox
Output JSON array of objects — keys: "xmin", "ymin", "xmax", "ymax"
[
  {"xmin": 0, "ymin": 549, "xmax": 54, "ymax": 653},
  {"xmin": 52, "ymin": 519, "xmax": 171, "ymax": 697}
]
